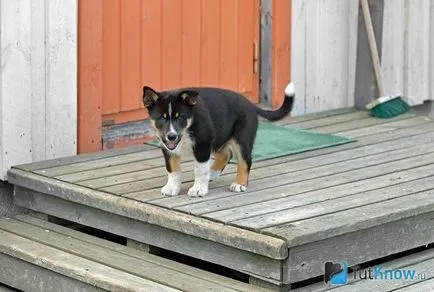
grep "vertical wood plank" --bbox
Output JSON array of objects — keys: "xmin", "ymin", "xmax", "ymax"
[
  {"xmin": 78, "ymin": 0, "xmax": 103, "ymax": 153},
  {"xmin": 220, "ymin": 0, "xmax": 239, "ymax": 91},
  {"xmin": 200, "ymin": 0, "xmax": 220, "ymax": 87},
  {"xmin": 346, "ymin": 0, "xmax": 359, "ymax": 108},
  {"xmin": 405, "ymin": 0, "xmax": 430, "ymax": 105},
  {"xmin": 430, "ymin": 1, "xmax": 434, "ymax": 102},
  {"xmin": 381, "ymin": 0, "xmax": 405, "ymax": 98},
  {"xmin": 181, "ymin": 0, "xmax": 201, "ymax": 87},
  {"xmin": 0, "ymin": 0, "xmax": 32, "ymax": 179},
  {"xmin": 272, "ymin": 0, "xmax": 291, "ymax": 109},
  {"xmin": 291, "ymin": 0, "xmax": 307, "ymax": 116},
  {"xmin": 102, "ymin": 0, "xmax": 120, "ymax": 115},
  {"xmin": 45, "ymin": 0, "xmax": 77, "ymax": 159},
  {"xmin": 237, "ymin": 0, "xmax": 253, "ymax": 95},
  {"xmin": 31, "ymin": 0, "xmax": 47, "ymax": 162},
  {"xmin": 161, "ymin": 0, "xmax": 182, "ymax": 89},
  {"xmin": 141, "ymin": 0, "xmax": 162, "ymax": 91},
  {"xmin": 120, "ymin": 0, "xmax": 141, "ymax": 111}
]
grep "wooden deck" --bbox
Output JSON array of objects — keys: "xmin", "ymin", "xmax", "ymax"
[{"xmin": 7, "ymin": 109, "xmax": 434, "ymax": 290}]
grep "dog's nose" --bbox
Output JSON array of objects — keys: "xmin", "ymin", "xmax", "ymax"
[{"xmin": 167, "ymin": 133, "xmax": 178, "ymax": 141}]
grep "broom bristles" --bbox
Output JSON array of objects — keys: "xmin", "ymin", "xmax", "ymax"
[{"xmin": 370, "ymin": 97, "xmax": 410, "ymax": 118}]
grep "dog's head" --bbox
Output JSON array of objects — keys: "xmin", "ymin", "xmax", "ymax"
[{"xmin": 143, "ymin": 86, "xmax": 198, "ymax": 151}]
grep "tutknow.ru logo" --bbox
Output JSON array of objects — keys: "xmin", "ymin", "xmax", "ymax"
[{"xmin": 324, "ymin": 261, "xmax": 427, "ymax": 285}]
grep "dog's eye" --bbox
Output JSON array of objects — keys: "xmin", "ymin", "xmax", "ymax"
[{"xmin": 175, "ymin": 112, "xmax": 179, "ymax": 118}]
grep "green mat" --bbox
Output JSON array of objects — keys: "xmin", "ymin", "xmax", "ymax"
[{"xmin": 146, "ymin": 122, "xmax": 355, "ymax": 163}]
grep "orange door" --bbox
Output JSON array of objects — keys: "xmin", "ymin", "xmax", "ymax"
[{"xmin": 79, "ymin": 0, "xmax": 260, "ymax": 153}]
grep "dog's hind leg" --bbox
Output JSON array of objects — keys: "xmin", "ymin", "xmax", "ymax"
[
  {"xmin": 229, "ymin": 116, "xmax": 257, "ymax": 193},
  {"xmin": 161, "ymin": 150, "xmax": 181, "ymax": 196},
  {"xmin": 210, "ymin": 145, "xmax": 232, "ymax": 181}
]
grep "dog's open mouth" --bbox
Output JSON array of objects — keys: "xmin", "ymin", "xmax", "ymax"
[{"xmin": 165, "ymin": 141, "xmax": 178, "ymax": 150}]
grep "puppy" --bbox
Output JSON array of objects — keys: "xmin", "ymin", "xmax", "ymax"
[{"xmin": 142, "ymin": 83, "xmax": 295, "ymax": 197}]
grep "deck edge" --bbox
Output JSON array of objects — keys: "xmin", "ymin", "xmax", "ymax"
[{"xmin": 7, "ymin": 168, "xmax": 288, "ymax": 260}]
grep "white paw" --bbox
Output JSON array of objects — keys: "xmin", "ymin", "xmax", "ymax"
[
  {"xmin": 161, "ymin": 184, "xmax": 180, "ymax": 196},
  {"xmin": 188, "ymin": 183, "xmax": 208, "ymax": 197},
  {"xmin": 209, "ymin": 169, "xmax": 221, "ymax": 181},
  {"xmin": 230, "ymin": 183, "xmax": 247, "ymax": 193}
]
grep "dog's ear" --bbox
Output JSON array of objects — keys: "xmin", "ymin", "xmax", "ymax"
[
  {"xmin": 179, "ymin": 90, "xmax": 198, "ymax": 106},
  {"xmin": 143, "ymin": 86, "xmax": 160, "ymax": 107}
]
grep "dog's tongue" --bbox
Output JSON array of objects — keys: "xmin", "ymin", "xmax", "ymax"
[{"xmin": 167, "ymin": 141, "xmax": 177, "ymax": 150}]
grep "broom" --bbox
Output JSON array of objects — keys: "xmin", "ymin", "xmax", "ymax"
[{"xmin": 361, "ymin": 0, "xmax": 410, "ymax": 118}]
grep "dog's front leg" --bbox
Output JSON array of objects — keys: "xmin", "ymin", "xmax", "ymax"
[
  {"xmin": 161, "ymin": 150, "xmax": 181, "ymax": 196},
  {"xmin": 188, "ymin": 146, "xmax": 211, "ymax": 197}
]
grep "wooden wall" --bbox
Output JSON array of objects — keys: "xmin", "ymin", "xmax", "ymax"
[
  {"xmin": 382, "ymin": 0, "xmax": 434, "ymax": 106},
  {"xmin": 0, "ymin": 0, "xmax": 77, "ymax": 180},
  {"xmin": 291, "ymin": 0, "xmax": 359, "ymax": 116}
]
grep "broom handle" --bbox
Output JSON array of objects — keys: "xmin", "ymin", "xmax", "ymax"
[{"xmin": 360, "ymin": 0, "xmax": 385, "ymax": 97}]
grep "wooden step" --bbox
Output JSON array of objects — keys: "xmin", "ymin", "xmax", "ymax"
[
  {"xmin": 0, "ymin": 215, "xmax": 266, "ymax": 292},
  {"xmin": 295, "ymin": 247, "xmax": 434, "ymax": 291}
]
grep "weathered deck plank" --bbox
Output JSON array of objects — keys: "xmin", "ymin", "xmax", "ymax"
[
  {"xmin": 263, "ymin": 191, "xmax": 434, "ymax": 247},
  {"xmin": 0, "ymin": 218, "xmax": 261, "ymax": 292},
  {"xmin": 100, "ymin": 136, "xmax": 434, "ymax": 194},
  {"xmin": 13, "ymin": 189, "xmax": 285, "ymax": 282},
  {"xmin": 73, "ymin": 123, "xmax": 433, "ymax": 189},
  {"xmin": 7, "ymin": 170, "xmax": 288, "ymax": 260},
  {"xmin": 206, "ymin": 169, "xmax": 434, "ymax": 223},
  {"xmin": 0, "ymin": 230, "xmax": 177, "ymax": 292},
  {"xmin": 16, "ymin": 144, "xmax": 157, "ymax": 172},
  {"xmin": 152, "ymin": 149, "xmax": 434, "ymax": 211}
]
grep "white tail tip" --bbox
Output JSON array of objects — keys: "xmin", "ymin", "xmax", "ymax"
[{"xmin": 285, "ymin": 82, "xmax": 295, "ymax": 96}]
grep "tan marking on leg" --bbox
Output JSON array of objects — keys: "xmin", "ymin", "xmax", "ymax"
[
  {"xmin": 211, "ymin": 147, "xmax": 231, "ymax": 172},
  {"xmin": 169, "ymin": 154, "xmax": 181, "ymax": 172},
  {"xmin": 230, "ymin": 140, "xmax": 249, "ymax": 186}
]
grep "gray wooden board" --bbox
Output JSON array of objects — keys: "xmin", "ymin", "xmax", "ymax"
[
  {"xmin": 394, "ymin": 279, "xmax": 434, "ymax": 291},
  {"xmin": 14, "ymin": 215, "xmax": 268, "ymax": 292},
  {"xmin": 232, "ymin": 177, "xmax": 434, "ymax": 229},
  {"xmin": 0, "ymin": 285, "xmax": 16, "ymax": 292},
  {"xmin": 293, "ymin": 248, "xmax": 434, "ymax": 292},
  {"xmin": 122, "ymin": 139, "xmax": 434, "ymax": 197},
  {"xmin": 286, "ymin": 212, "xmax": 434, "ymax": 282},
  {"xmin": 276, "ymin": 108, "xmax": 358, "ymax": 126},
  {"xmin": 0, "ymin": 217, "xmax": 264, "ymax": 292},
  {"xmin": 0, "ymin": 230, "xmax": 177, "ymax": 292},
  {"xmin": 205, "ymin": 167, "xmax": 434, "ymax": 223},
  {"xmin": 337, "ymin": 116, "xmax": 433, "ymax": 138},
  {"xmin": 15, "ymin": 144, "xmax": 157, "ymax": 172},
  {"xmin": 12, "ymin": 190, "xmax": 286, "ymax": 283},
  {"xmin": 33, "ymin": 148, "xmax": 163, "ymax": 177},
  {"xmin": 263, "ymin": 192, "xmax": 434, "ymax": 247},
  {"xmin": 283, "ymin": 111, "xmax": 371, "ymax": 130},
  {"xmin": 6, "ymin": 173, "xmax": 287, "ymax": 260},
  {"xmin": 154, "ymin": 146, "xmax": 434, "ymax": 212},
  {"xmin": 0, "ymin": 253, "xmax": 105, "ymax": 292},
  {"xmin": 73, "ymin": 124, "xmax": 434, "ymax": 189},
  {"xmin": 57, "ymin": 158, "xmax": 179, "ymax": 183},
  {"xmin": 311, "ymin": 113, "xmax": 416, "ymax": 134}
]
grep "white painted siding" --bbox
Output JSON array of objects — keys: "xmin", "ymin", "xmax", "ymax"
[
  {"xmin": 291, "ymin": 0, "xmax": 359, "ymax": 116},
  {"xmin": 382, "ymin": 0, "xmax": 434, "ymax": 106},
  {"xmin": 0, "ymin": 0, "xmax": 77, "ymax": 180}
]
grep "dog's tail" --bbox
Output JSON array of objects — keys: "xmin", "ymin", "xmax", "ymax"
[{"xmin": 256, "ymin": 82, "xmax": 295, "ymax": 121}]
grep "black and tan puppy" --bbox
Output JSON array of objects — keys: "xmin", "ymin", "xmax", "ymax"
[{"xmin": 143, "ymin": 83, "xmax": 295, "ymax": 197}]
